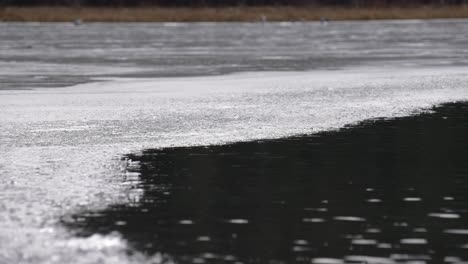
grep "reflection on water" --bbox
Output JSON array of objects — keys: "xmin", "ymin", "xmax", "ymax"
[{"xmin": 65, "ymin": 102, "xmax": 468, "ymax": 263}]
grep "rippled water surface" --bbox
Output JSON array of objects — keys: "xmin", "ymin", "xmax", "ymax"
[{"xmin": 66, "ymin": 102, "xmax": 468, "ymax": 264}]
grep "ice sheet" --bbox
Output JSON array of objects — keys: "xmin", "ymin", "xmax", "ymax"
[{"xmin": 1, "ymin": 66, "xmax": 468, "ymax": 263}]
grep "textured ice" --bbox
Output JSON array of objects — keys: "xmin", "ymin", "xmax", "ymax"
[
  {"xmin": 2, "ymin": 19, "xmax": 468, "ymax": 263},
  {"xmin": 2, "ymin": 20, "xmax": 468, "ymax": 90},
  {"xmin": 2, "ymin": 66, "xmax": 468, "ymax": 263}
]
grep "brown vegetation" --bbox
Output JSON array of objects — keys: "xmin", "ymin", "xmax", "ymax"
[{"xmin": 1, "ymin": 6, "xmax": 468, "ymax": 22}]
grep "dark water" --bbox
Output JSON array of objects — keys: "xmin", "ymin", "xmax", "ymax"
[{"xmin": 65, "ymin": 102, "xmax": 468, "ymax": 264}]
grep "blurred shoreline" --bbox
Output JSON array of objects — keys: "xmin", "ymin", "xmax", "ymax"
[{"xmin": 1, "ymin": 6, "xmax": 468, "ymax": 22}]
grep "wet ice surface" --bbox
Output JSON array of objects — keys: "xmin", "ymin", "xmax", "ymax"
[{"xmin": 1, "ymin": 20, "xmax": 468, "ymax": 263}]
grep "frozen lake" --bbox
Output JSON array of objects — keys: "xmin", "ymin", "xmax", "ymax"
[
  {"xmin": 1, "ymin": 20, "xmax": 468, "ymax": 263},
  {"xmin": 1, "ymin": 20, "xmax": 468, "ymax": 89}
]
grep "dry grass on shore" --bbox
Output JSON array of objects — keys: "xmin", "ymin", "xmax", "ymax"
[{"xmin": 1, "ymin": 6, "xmax": 468, "ymax": 22}]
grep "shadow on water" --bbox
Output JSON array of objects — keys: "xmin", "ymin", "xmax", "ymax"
[{"xmin": 64, "ymin": 102, "xmax": 468, "ymax": 263}]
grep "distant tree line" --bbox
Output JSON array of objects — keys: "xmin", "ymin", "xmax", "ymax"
[{"xmin": 2, "ymin": 0, "xmax": 468, "ymax": 6}]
